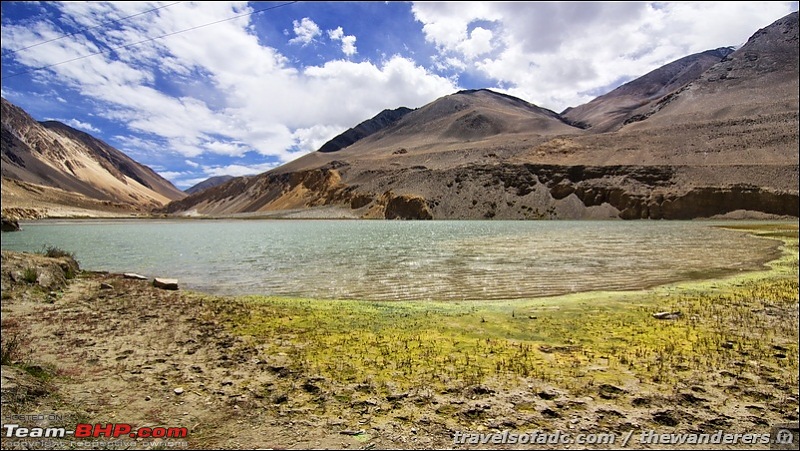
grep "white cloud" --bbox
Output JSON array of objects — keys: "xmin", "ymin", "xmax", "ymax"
[
  {"xmin": 412, "ymin": 1, "xmax": 798, "ymax": 111},
  {"xmin": 328, "ymin": 26, "xmax": 357, "ymax": 56},
  {"xmin": 157, "ymin": 170, "xmax": 189, "ymax": 182},
  {"xmin": 328, "ymin": 27, "xmax": 344, "ymax": 40},
  {"xmin": 184, "ymin": 159, "xmax": 200, "ymax": 168},
  {"xmin": 5, "ymin": 0, "xmax": 789, "ymax": 178},
  {"xmin": 289, "ymin": 17, "xmax": 321, "ymax": 46},
  {"xmin": 1, "ymin": 2, "xmax": 456, "ymax": 167},
  {"xmin": 58, "ymin": 118, "xmax": 101, "ymax": 133},
  {"xmin": 176, "ymin": 177, "xmax": 210, "ymax": 189},
  {"xmin": 203, "ymin": 162, "xmax": 281, "ymax": 178},
  {"xmin": 457, "ymin": 27, "xmax": 494, "ymax": 60},
  {"xmin": 293, "ymin": 124, "xmax": 345, "ymax": 153}
]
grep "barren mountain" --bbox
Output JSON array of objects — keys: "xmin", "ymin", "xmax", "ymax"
[
  {"xmin": 165, "ymin": 11, "xmax": 797, "ymax": 220},
  {"xmin": 1, "ymin": 97, "xmax": 185, "ymax": 218},
  {"xmin": 562, "ymin": 47, "xmax": 735, "ymax": 132},
  {"xmin": 185, "ymin": 175, "xmax": 235, "ymax": 195},
  {"xmin": 318, "ymin": 107, "xmax": 413, "ymax": 153},
  {"xmin": 625, "ymin": 11, "xmax": 799, "ymax": 127}
]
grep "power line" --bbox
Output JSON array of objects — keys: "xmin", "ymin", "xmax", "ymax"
[
  {"xmin": 5, "ymin": 2, "xmax": 183, "ymax": 54},
  {"xmin": 2, "ymin": 1, "xmax": 299, "ymax": 80}
]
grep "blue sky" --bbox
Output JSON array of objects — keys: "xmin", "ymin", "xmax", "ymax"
[{"xmin": 2, "ymin": 1, "xmax": 797, "ymax": 189}]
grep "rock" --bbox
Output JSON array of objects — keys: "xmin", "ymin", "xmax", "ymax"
[
  {"xmin": 153, "ymin": 278, "xmax": 179, "ymax": 290},
  {"xmin": 174, "ymin": 387, "xmax": 184, "ymax": 395},
  {"xmin": 124, "ymin": 273, "xmax": 148, "ymax": 280},
  {"xmin": 382, "ymin": 191, "xmax": 433, "ymax": 220},
  {"xmin": 1, "ymin": 216, "xmax": 20, "ymax": 232},
  {"xmin": 301, "ymin": 380, "xmax": 320, "ymax": 393},
  {"xmin": 599, "ymin": 384, "xmax": 627, "ymax": 399},
  {"xmin": 464, "ymin": 385, "xmax": 495, "ymax": 397},
  {"xmin": 387, "ymin": 392, "xmax": 409, "ymax": 402},
  {"xmin": 542, "ymin": 407, "xmax": 560, "ymax": 418},
  {"xmin": 538, "ymin": 390, "xmax": 559, "ymax": 400},
  {"xmin": 652, "ymin": 410, "xmax": 680, "ymax": 426},
  {"xmin": 652, "ymin": 311, "xmax": 682, "ymax": 320},
  {"xmin": 679, "ymin": 392, "xmax": 708, "ymax": 405},
  {"xmin": 100, "ymin": 282, "xmax": 114, "ymax": 290}
]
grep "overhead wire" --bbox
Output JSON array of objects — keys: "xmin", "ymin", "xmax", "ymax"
[
  {"xmin": 4, "ymin": 2, "xmax": 183, "ymax": 55},
  {"xmin": 2, "ymin": 1, "xmax": 299, "ymax": 80}
]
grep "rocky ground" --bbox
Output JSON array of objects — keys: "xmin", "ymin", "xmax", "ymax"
[{"xmin": 1, "ymin": 226, "xmax": 798, "ymax": 450}]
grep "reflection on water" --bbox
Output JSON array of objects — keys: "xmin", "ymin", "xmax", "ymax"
[{"xmin": 1, "ymin": 219, "xmax": 780, "ymax": 301}]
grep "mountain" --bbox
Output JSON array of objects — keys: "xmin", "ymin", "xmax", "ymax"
[
  {"xmin": 185, "ymin": 175, "xmax": 235, "ymax": 195},
  {"xmin": 1, "ymin": 97, "xmax": 185, "ymax": 218},
  {"xmin": 562, "ymin": 47, "xmax": 735, "ymax": 132},
  {"xmin": 626, "ymin": 11, "xmax": 799, "ymax": 127},
  {"xmin": 163, "ymin": 11, "xmax": 796, "ymax": 220},
  {"xmin": 164, "ymin": 88, "xmax": 585, "ymax": 218},
  {"xmin": 318, "ymin": 107, "xmax": 413, "ymax": 153}
]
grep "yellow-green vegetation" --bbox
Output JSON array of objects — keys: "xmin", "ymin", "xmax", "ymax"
[{"xmin": 203, "ymin": 223, "xmax": 798, "ymax": 411}]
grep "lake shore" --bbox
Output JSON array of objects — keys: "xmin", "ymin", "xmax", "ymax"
[{"xmin": 1, "ymin": 223, "xmax": 797, "ymax": 450}]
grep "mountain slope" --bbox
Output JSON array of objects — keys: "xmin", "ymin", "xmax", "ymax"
[
  {"xmin": 318, "ymin": 107, "xmax": 413, "ymax": 153},
  {"xmin": 185, "ymin": 175, "xmax": 235, "ymax": 195},
  {"xmin": 625, "ymin": 11, "xmax": 799, "ymax": 127},
  {"xmin": 562, "ymin": 47, "xmax": 735, "ymax": 132},
  {"xmin": 1, "ymin": 97, "xmax": 185, "ymax": 217},
  {"xmin": 276, "ymin": 88, "xmax": 581, "ymax": 175},
  {"xmin": 164, "ymin": 89, "xmax": 586, "ymax": 217},
  {"xmin": 166, "ymin": 12, "xmax": 798, "ymax": 220}
]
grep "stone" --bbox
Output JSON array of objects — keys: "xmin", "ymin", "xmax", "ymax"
[
  {"xmin": 652, "ymin": 311, "xmax": 682, "ymax": 320},
  {"xmin": 174, "ymin": 387, "xmax": 184, "ymax": 395},
  {"xmin": 153, "ymin": 278, "xmax": 179, "ymax": 290},
  {"xmin": 1, "ymin": 216, "xmax": 20, "ymax": 232},
  {"xmin": 124, "ymin": 273, "xmax": 148, "ymax": 280}
]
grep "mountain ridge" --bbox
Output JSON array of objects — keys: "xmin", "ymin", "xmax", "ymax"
[
  {"xmin": 1, "ymin": 97, "xmax": 185, "ymax": 218},
  {"xmin": 164, "ymin": 11, "xmax": 798, "ymax": 220},
  {"xmin": 185, "ymin": 175, "xmax": 236, "ymax": 195},
  {"xmin": 562, "ymin": 47, "xmax": 735, "ymax": 132}
]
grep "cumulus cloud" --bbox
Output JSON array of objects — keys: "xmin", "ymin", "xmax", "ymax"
[
  {"xmin": 1, "ymin": 2, "xmax": 456, "ymax": 173},
  {"xmin": 4, "ymin": 0, "xmax": 792, "ymax": 182},
  {"xmin": 289, "ymin": 17, "xmax": 321, "ymax": 46},
  {"xmin": 59, "ymin": 118, "xmax": 101, "ymax": 133},
  {"xmin": 203, "ymin": 162, "xmax": 282, "ymax": 178},
  {"xmin": 411, "ymin": 1, "xmax": 798, "ymax": 110},
  {"xmin": 328, "ymin": 26, "xmax": 357, "ymax": 56}
]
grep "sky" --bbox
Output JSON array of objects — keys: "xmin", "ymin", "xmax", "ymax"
[{"xmin": 2, "ymin": 1, "xmax": 798, "ymax": 190}]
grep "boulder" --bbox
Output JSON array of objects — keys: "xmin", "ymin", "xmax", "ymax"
[
  {"xmin": 1, "ymin": 216, "xmax": 20, "ymax": 232},
  {"xmin": 153, "ymin": 278, "xmax": 179, "ymax": 290},
  {"xmin": 382, "ymin": 191, "xmax": 433, "ymax": 220}
]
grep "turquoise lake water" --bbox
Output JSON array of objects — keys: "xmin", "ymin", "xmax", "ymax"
[{"xmin": 0, "ymin": 219, "xmax": 783, "ymax": 301}]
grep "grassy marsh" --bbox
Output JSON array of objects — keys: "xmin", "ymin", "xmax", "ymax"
[{"xmin": 199, "ymin": 222, "xmax": 798, "ymax": 428}]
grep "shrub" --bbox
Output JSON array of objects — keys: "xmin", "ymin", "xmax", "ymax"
[
  {"xmin": 22, "ymin": 267, "xmax": 38, "ymax": 284},
  {"xmin": 41, "ymin": 245, "xmax": 75, "ymax": 260},
  {"xmin": 0, "ymin": 319, "xmax": 26, "ymax": 365}
]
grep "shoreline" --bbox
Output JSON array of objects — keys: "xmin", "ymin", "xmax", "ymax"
[
  {"xmin": 0, "ymin": 224, "xmax": 797, "ymax": 450},
  {"xmin": 3, "ymin": 219, "xmax": 793, "ymax": 303}
]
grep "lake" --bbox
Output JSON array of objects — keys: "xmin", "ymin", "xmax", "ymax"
[{"xmin": 0, "ymin": 219, "xmax": 783, "ymax": 301}]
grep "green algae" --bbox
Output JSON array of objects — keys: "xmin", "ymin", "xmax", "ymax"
[{"xmin": 201, "ymin": 223, "xmax": 798, "ymax": 405}]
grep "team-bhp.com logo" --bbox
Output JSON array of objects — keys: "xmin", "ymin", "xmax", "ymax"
[{"xmin": 4, "ymin": 423, "xmax": 188, "ymax": 439}]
